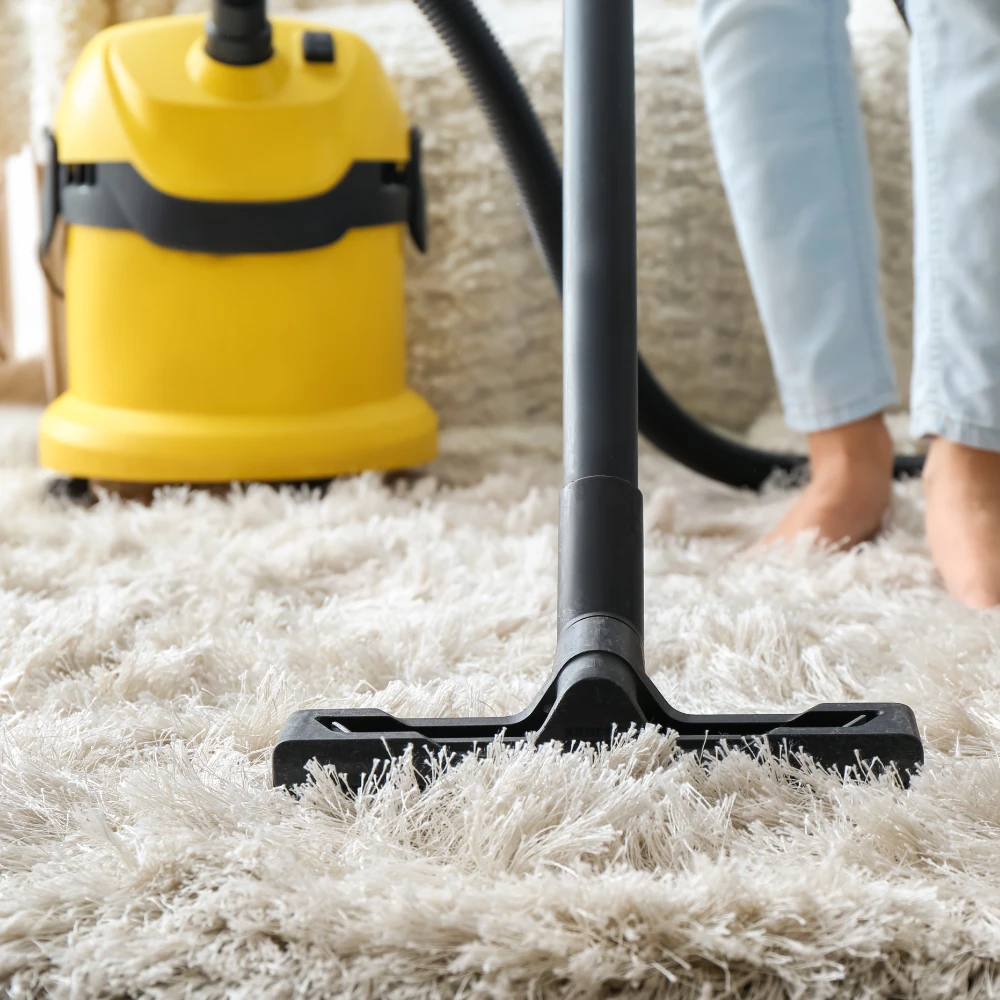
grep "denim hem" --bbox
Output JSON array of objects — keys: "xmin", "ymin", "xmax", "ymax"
[
  {"xmin": 782, "ymin": 385, "xmax": 899, "ymax": 434},
  {"xmin": 911, "ymin": 408, "xmax": 1000, "ymax": 453}
]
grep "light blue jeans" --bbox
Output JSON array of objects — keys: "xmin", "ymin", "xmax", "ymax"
[{"xmin": 698, "ymin": 0, "xmax": 1000, "ymax": 450}]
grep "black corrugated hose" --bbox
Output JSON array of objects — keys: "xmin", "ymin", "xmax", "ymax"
[{"xmin": 411, "ymin": 0, "xmax": 923, "ymax": 489}]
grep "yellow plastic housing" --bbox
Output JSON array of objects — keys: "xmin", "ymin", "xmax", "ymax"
[{"xmin": 39, "ymin": 15, "xmax": 437, "ymax": 483}]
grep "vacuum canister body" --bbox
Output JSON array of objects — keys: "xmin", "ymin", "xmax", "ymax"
[{"xmin": 39, "ymin": 12, "xmax": 437, "ymax": 483}]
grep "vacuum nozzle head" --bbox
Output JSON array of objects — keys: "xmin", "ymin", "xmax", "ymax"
[{"xmin": 206, "ymin": 0, "xmax": 273, "ymax": 66}]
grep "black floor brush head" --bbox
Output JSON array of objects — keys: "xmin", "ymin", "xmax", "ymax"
[{"xmin": 273, "ymin": 651, "xmax": 923, "ymax": 792}]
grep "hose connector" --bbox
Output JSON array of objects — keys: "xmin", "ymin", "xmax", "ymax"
[{"xmin": 206, "ymin": 0, "xmax": 273, "ymax": 66}]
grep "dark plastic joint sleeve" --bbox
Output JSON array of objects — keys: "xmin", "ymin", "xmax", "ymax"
[{"xmin": 557, "ymin": 475, "xmax": 644, "ymax": 637}]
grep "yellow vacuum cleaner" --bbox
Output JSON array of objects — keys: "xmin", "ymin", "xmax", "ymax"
[{"xmin": 38, "ymin": 0, "xmax": 437, "ymax": 485}]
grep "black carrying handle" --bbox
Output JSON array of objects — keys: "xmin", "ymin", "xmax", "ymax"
[
  {"xmin": 38, "ymin": 129, "xmax": 65, "ymax": 300},
  {"xmin": 39, "ymin": 129, "xmax": 60, "ymax": 262},
  {"xmin": 406, "ymin": 127, "xmax": 428, "ymax": 253}
]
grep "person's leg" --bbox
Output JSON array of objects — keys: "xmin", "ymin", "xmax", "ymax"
[
  {"xmin": 909, "ymin": 0, "xmax": 1000, "ymax": 606},
  {"xmin": 697, "ymin": 0, "xmax": 897, "ymax": 546}
]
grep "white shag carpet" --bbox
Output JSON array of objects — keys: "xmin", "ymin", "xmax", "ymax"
[{"xmin": 2, "ymin": 408, "xmax": 1000, "ymax": 999}]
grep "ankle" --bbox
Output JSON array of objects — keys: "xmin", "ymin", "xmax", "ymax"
[
  {"xmin": 924, "ymin": 437, "xmax": 1000, "ymax": 608},
  {"xmin": 806, "ymin": 414, "xmax": 894, "ymax": 486},
  {"xmin": 926, "ymin": 437, "xmax": 1000, "ymax": 484}
]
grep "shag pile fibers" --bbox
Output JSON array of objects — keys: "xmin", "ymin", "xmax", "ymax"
[
  {"xmin": 6, "ymin": 0, "xmax": 913, "ymax": 432},
  {"xmin": 1, "ymin": 408, "xmax": 999, "ymax": 999}
]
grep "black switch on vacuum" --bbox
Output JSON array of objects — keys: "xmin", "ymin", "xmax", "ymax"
[{"xmin": 303, "ymin": 31, "xmax": 335, "ymax": 64}]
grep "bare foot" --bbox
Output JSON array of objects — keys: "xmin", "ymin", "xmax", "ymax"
[
  {"xmin": 924, "ymin": 438, "xmax": 1000, "ymax": 608},
  {"xmin": 760, "ymin": 414, "xmax": 894, "ymax": 550}
]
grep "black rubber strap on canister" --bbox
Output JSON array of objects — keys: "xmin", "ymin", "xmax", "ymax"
[{"xmin": 39, "ymin": 128, "xmax": 428, "ymax": 257}]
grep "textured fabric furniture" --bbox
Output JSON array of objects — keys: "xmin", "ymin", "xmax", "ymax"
[{"xmin": 2, "ymin": 0, "xmax": 913, "ymax": 433}]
